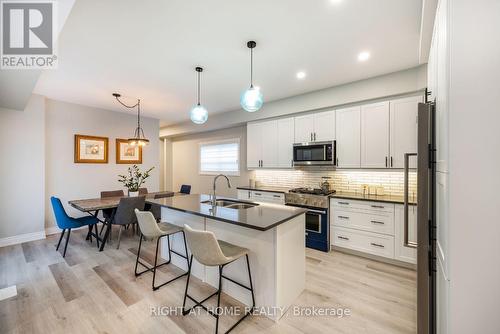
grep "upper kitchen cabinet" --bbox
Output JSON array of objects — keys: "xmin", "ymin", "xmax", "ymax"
[
  {"xmin": 294, "ymin": 110, "xmax": 335, "ymax": 143},
  {"xmin": 336, "ymin": 106, "xmax": 361, "ymax": 168},
  {"xmin": 277, "ymin": 117, "xmax": 295, "ymax": 168},
  {"xmin": 247, "ymin": 117, "xmax": 294, "ymax": 169},
  {"xmin": 389, "ymin": 96, "xmax": 422, "ymax": 168},
  {"xmin": 361, "ymin": 101, "xmax": 390, "ymax": 168}
]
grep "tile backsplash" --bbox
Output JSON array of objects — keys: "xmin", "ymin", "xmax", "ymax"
[{"xmin": 253, "ymin": 169, "xmax": 417, "ymax": 197}]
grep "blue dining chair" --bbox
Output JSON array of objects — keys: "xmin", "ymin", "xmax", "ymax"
[
  {"xmin": 179, "ymin": 185, "xmax": 191, "ymax": 194},
  {"xmin": 50, "ymin": 196, "xmax": 99, "ymax": 257}
]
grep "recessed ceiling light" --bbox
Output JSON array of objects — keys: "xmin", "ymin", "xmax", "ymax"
[
  {"xmin": 329, "ymin": 0, "xmax": 343, "ymax": 4},
  {"xmin": 358, "ymin": 51, "xmax": 370, "ymax": 62},
  {"xmin": 296, "ymin": 71, "xmax": 306, "ymax": 79}
]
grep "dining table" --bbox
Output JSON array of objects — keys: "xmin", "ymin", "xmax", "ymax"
[{"xmin": 68, "ymin": 191, "xmax": 175, "ymax": 251}]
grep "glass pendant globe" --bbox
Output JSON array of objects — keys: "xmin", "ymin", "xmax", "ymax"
[
  {"xmin": 240, "ymin": 86, "xmax": 263, "ymax": 112},
  {"xmin": 190, "ymin": 104, "xmax": 208, "ymax": 124}
]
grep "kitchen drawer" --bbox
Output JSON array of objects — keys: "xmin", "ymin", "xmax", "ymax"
[
  {"xmin": 332, "ymin": 209, "xmax": 394, "ymax": 235},
  {"xmin": 332, "ymin": 226, "xmax": 395, "ymax": 259},
  {"xmin": 250, "ymin": 191, "xmax": 285, "ymax": 204},
  {"xmin": 331, "ymin": 198, "xmax": 394, "ymax": 214}
]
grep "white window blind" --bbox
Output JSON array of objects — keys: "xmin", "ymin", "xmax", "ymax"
[{"xmin": 199, "ymin": 139, "xmax": 240, "ymax": 175}]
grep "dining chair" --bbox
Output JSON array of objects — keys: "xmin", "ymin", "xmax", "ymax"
[
  {"xmin": 149, "ymin": 192, "xmax": 173, "ymax": 222},
  {"xmin": 134, "ymin": 209, "xmax": 189, "ymax": 290},
  {"xmin": 182, "ymin": 224, "xmax": 255, "ymax": 334},
  {"xmin": 109, "ymin": 196, "xmax": 145, "ymax": 249},
  {"xmin": 100, "ymin": 190, "xmax": 124, "ymax": 235},
  {"xmin": 50, "ymin": 197, "xmax": 99, "ymax": 257},
  {"xmin": 179, "ymin": 185, "xmax": 191, "ymax": 194},
  {"xmin": 138, "ymin": 188, "xmax": 148, "ymax": 195}
]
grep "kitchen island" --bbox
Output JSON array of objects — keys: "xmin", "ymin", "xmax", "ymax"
[{"xmin": 146, "ymin": 194, "xmax": 307, "ymax": 321}]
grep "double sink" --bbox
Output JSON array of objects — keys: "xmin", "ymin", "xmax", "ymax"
[{"xmin": 201, "ymin": 199, "xmax": 259, "ymax": 210}]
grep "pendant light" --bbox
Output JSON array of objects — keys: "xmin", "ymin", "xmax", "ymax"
[
  {"xmin": 112, "ymin": 93, "xmax": 149, "ymax": 146},
  {"xmin": 190, "ymin": 67, "xmax": 208, "ymax": 124},
  {"xmin": 240, "ymin": 40, "xmax": 263, "ymax": 112}
]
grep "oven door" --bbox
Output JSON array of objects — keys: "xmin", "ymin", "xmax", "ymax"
[
  {"xmin": 304, "ymin": 208, "xmax": 329, "ymax": 252},
  {"xmin": 293, "ymin": 141, "xmax": 335, "ymax": 166}
]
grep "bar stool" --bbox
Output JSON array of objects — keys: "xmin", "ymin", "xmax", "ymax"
[
  {"xmin": 182, "ymin": 224, "xmax": 255, "ymax": 334},
  {"xmin": 134, "ymin": 209, "xmax": 189, "ymax": 291}
]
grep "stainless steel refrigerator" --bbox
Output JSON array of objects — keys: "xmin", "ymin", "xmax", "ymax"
[{"xmin": 403, "ymin": 99, "xmax": 436, "ymax": 334}]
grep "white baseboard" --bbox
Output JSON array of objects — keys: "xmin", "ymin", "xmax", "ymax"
[
  {"xmin": 0, "ymin": 231, "xmax": 46, "ymax": 248},
  {"xmin": 45, "ymin": 226, "xmax": 62, "ymax": 236}
]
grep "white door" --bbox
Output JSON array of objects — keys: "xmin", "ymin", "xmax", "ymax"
[
  {"xmin": 246, "ymin": 122, "xmax": 262, "ymax": 169},
  {"xmin": 336, "ymin": 106, "xmax": 361, "ymax": 168},
  {"xmin": 277, "ymin": 118, "xmax": 294, "ymax": 168},
  {"xmin": 260, "ymin": 120, "xmax": 278, "ymax": 168},
  {"xmin": 313, "ymin": 110, "xmax": 336, "ymax": 142},
  {"xmin": 294, "ymin": 114, "xmax": 314, "ymax": 143},
  {"xmin": 394, "ymin": 204, "xmax": 417, "ymax": 263},
  {"xmin": 390, "ymin": 96, "xmax": 422, "ymax": 168},
  {"xmin": 361, "ymin": 101, "xmax": 390, "ymax": 168}
]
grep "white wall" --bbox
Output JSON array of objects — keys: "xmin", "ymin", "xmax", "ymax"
[
  {"xmin": 447, "ymin": 1, "xmax": 500, "ymax": 333},
  {"xmin": 170, "ymin": 126, "xmax": 254, "ymax": 197},
  {"xmin": 0, "ymin": 95, "xmax": 46, "ymax": 240},
  {"xmin": 44, "ymin": 99, "xmax": 160, "ymax": 229},
  {"xmin": 161, "ymin": 65, "xmax": 427, "ymax": 137}
]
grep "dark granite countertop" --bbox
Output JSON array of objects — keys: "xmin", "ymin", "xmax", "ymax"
[
  {"xmin": 236, "ymin": 186, "xmax": 290, "ymax": 194},
  {"xmin": 330, "ymin": 191, "xmax": 417, "ymax": 205},
  {"xmin": 146, "ymin": 194, "xmax": 306, "ymax": 231}
]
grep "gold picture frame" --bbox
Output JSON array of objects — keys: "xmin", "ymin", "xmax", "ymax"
[
  {"xmin": 74, "ymin": 134, "xmax": 109, "ymax": 163},
  {"xmin": 116, "ymin": 138, "xmax": 142, "ymax": 164}
]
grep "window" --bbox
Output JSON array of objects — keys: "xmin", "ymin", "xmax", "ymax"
[{"xmin": 199, "ymin": 138, "xmax": 240, "ymax": 175}]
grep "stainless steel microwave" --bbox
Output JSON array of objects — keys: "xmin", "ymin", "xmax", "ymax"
[{"xmin": 293, "ymin": 141, "xmax": 336, "ymax": 166}]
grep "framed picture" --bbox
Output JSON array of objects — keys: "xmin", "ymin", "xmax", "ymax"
[
  {"xmin": 74, "ymin": 134, "xmax": 109, "ymax": 163},
  {"xmin": 116, "ymin": 138, "xmax": 142, "ymax": 164}
]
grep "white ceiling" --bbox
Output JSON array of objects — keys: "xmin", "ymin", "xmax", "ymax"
[{"xmin": 34, "ymin": 0, "xmax": 422, "ymax": 126}]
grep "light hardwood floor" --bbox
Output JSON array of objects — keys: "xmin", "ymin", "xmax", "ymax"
[{"xmin": 0, "ymin": 228, "xmax": 416, "ymax": 333}]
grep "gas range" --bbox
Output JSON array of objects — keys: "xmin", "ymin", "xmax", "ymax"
[{"xmin": 285, "ymin": 188, "xmax": 336, "ymax": 209}]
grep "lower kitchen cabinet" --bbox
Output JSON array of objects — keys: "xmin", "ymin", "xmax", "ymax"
[
  {"xmin": 394, "ymin": 204, "xmax": 417, "ymax": 264},
  {"xmin": 237, "ymin": 189, "xmax": 285, "ymax": 204},
  {"xmin": 331, "ymin": 198, "xmax": 416, "ymax": 264}
]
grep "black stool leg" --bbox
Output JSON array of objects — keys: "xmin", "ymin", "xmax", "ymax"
[
  {"xmin": 152, "ymin": 236, "xmax": 162, "ymax": 290},
  {"xmin": 182, "ymin": 254, "xmax": 194, "ymax": 314},
  {"xmin": 215, "ymin": 265, "xmax": 223, "ymax": 334},
  {"xmin": 246, "ymin": 254, "xmax": 256, "ymax": 308},
  {"xmin": 62, "ymin": 228, "xmax": 71, "ymax": 257},
  {"xmin": 182, "ymin": 231, "xmax": 189, "ymax": 268},
  {"xmin": 134, "ymin": 234, "xmax": 143, "ymax": 276},
  {"xmin": 56, "ymin": 229, "xmax": 66, "ymax": 250}
]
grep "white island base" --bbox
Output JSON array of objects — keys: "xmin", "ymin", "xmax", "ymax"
[{"xmin": 160, "ymin": 207, "xmax": 306, "ymax": 321}]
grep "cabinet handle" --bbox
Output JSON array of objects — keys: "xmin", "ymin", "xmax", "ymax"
[
  {"xmin": 370, "ymin": 242, "xmax": 385, "ymax": 248},
  {"xmin": 385, "ymin": 156, "xmax": 388, "ymax": 167},
  {"xmin": 371, "ymin": 220, "xmax": 385, "ymax": 225},
  {"xmin": 254, "ymin": 192, "xmax": 261, "ymax": 196},
  {"xmin": 337, "ymin": 236, "xmax": 349, "ymax": 241},
  {"xmin": 310, "ymin": 133, "xmax": 313, "ymax": 142},
  {"xmin": 261, "ymin": 160, "xmax": 263, "ymax": 167},
  {"xmin": 371, "ymin": 205, "xmax": 385, "ymax": 209},
  {"xmin": 336, "ymin": 157, "xmax": 339, "ymax": 166},
  {"xmin": 314, "ymin": 132, "xmax": 316, "ymax": 141},
  {"xmin": 338, "ymin": 216, "xmax": 350, "ymax": 220},
  {"xmin": 390, "ymin": 156, "xmax": 393, "ymax": 167},
  {"xmin": 338, "ymin": 202, "xmax": 350, "ymax": 205},
  {"xmin": 272, "ymin": 195, "xmax": 281, "ymax": 198}
]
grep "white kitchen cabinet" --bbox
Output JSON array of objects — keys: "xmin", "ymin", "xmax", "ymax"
[
  {"xmin": 313, "ymin": 110, "xmax": 336, "ymax": 142},
  {"xmin": 277, "ymin": 117, "xmax": 295, "ymax": 168},
  {"xmin": 389, "ymin": 96, "xmax": 422, "ymax": 168},
  {"xmin": 394, "ymin": 204, "xmax": 417, "ymax": 264},
  {"xmin": 361, "ymin": 101, "xmax": 390, "ymax": 168},
  {"xmin": 247, "ymin": 122, "xmax": 262, "ymax": 169},
  {"xmin": 294, "ymin": 110, "xmax": 335, "ymax": 143},
  {"xmin": 333, "ymin": 226, "xmax": 395, "ymax": 259},
  {"xmin": 237, "ymin": 189, "xmax": 251, "ymax": 200},
  {"xmin": 260, "ymin": 121, "xmax": 278, "ymax": 168},
  {"xmin": 335, "ymin": 106, "xmax": 361, "ymax": 168},
  {"xmin": 250, "ymin": 190, "xmax": 285, "ymax": 204},
  {"xmin": 294, "ymin": 114, "xmax": 314, "ymax": 143}
]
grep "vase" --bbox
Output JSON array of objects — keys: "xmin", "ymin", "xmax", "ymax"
[{"xmin": 129, "ymin": 191, "xmax": 139, "ymax": 197}]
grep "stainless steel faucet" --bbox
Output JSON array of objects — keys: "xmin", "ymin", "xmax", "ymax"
[{"xmin": 212, "ymin": 174, "xmax": 231, "ymax": 205}]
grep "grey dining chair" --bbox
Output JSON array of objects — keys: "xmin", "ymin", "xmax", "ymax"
[
  {"xmin": 134, "ymin": 209, "xmax": 189, "ymax": 290},
  {"xmin": 182, "ymin": 224, "xmax": 255, "ymax": 334},
  {"xmin": 109, "ymin": 196, "xmax": 145, "ymax": 249},
  {"xmin": 100, "ymin": 190, "xmax": 124, "ymax": 235},
  {"xmin": 148, "ymin": 192, "xmax": 173, "ymax": 222}
]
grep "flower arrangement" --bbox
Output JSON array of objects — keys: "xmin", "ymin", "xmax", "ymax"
[{"xmin": 118, "ymin": 165, "xmax": 154, "ymax": 193}]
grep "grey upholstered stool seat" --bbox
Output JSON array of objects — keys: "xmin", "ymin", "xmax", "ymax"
[
  {"xmin": 134, "ymin": 209, "xmax": 189, "ymax": 291},
  {"xmin": 182, "ymin": 224, "xmax": 255, "ymax": 334}
]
